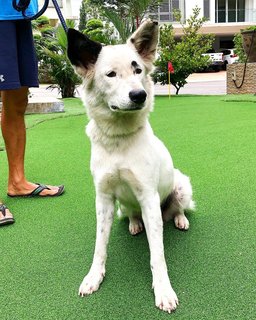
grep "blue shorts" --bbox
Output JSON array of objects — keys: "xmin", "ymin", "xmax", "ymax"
[{"xmin": 0, "ymin": 20, "xmax": 39, "ymax": 90}]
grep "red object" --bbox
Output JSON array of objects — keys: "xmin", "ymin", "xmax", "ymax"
[{"xmin": 168, "ymin": 61, "xmax": 174, "ymax": 73}]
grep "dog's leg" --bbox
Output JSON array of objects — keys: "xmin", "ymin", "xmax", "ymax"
[
  {"xmin": 172, "ymin": 169, "xmax": 194, "ymax": 230},
  {"xmin": 129, "ymin": 216, "xmax": 144, "ymax": 235},
  {"xmin": 117, "ymin": 204, "xmax": 144, "ymax": 235},
  {"xmin": 141, "ymin": 193, "xmax": 178, "ymax": 313},
  {"xmin": 174, "ymin": 210, "xmax": 190, "ymax": 230},
  {"xmin": 163, "ymin": 205, "xmax": 190, "ymax": 230},
  {"xmin": 79, "ymin": 193, "xmax": 114, "ymax": 296}
]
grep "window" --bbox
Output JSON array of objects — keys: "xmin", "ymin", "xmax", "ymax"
[
  {"xmin": 215, "ymin": 0, "xmax": 245, "ymax": 22},
  {"xmin": 204, "ymin": 0, "xmax": 210, "ymax": 19},
  {"xmin": 216, "ymin": 0, "xmax": 226, "ymax": 22},
  {"xmin": 228, "ymin": 0, "xmax": 236, "ymax": 22},
  {"xmin": 151, "ymin": 0, "xmax": 185, "ymax": 22},
  {"xmin": 173, "ymin": 0, "xmax": 180, "ymax": 10},
  {"xmin": 237, "ymin": 0, "xmax": 245, "ymax": 22}
]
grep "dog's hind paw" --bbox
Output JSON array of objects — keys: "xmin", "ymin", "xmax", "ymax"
[
  {"xmin": 79, "ymin": 269, "xmax": 105, "ymax": 297},
  {"xmin": 129, "ymin": 217, "xmax": 144, "ymax": 235},
  {"xmin": 154, "ymin": 285, "xmax": 179, "ymax": 313},
  {"xmin": 174, "ymin": 213, "xmax": 189, "ymax": 230}
]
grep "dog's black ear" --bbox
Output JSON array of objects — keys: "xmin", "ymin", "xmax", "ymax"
[
  {"xmin": 127, "ymin": 20, "xmax": 159, "ymax": 64},
  {"xmin": 67, "ymin": 28, "xmax": 102, "ymax": 73}
]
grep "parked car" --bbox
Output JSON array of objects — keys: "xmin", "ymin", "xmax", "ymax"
[
  {"xmin": 202, "ymin": 51, "xmax": 224, "ymax": 72},
  {"xmin": 219, "ymin": 49, "xmax": 239, "ymax": 70}
]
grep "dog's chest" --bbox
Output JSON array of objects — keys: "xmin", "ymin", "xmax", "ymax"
[
  {"xmin": 89, "ymin": 124, "xmax": 174, "ymax": 208},
  {"xmin": 96, "ymin": 167, "xmax": 142, "ymax": 208}
]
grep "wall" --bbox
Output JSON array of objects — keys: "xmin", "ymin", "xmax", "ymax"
[
  {"xmin": 185, "ymin": 0, "xmax": 204, "ymax": 19},
  {"xmin": 246, "ymin": 0, "xmax": 256, "ymax": 21},
  {"xmin": 227, "ymin": 63, "xmax": 256, "ymax": 94},
  {"xmin": 39, "ymin": 0, "xmax": 82, "ymax": 20}
]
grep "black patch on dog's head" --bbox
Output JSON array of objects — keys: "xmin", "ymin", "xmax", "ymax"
[
  {"xmin": 67, "ymin": 28, "xmax": 102, "ymax": 70},
  {"xmin": 131, "ymin": 61, "xmax": 139, "ymax": 68},
  {"xmin": 131, "ymin": 60, "xmax": 142, "ymax": 74}
]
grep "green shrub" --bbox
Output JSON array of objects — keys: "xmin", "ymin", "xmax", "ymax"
[
  {"xmin": 153, "ymin": 7, "xmax": 214, "ymax": 94},
  {"xmin": 34, "ymin": 20, "xmax": 81, "ymax": 97}
]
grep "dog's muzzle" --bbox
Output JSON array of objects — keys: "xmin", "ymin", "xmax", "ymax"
[{"xmin": 110, "ymin": 90, "xmax": 147, "ymax": 112}]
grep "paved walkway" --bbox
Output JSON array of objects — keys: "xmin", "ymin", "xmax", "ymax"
[
  {"xmin": 155, "ymin": 70, "xmax": 226, "ymax": 95},
  {"xmin": 29, "ymin": 71, "xmax": 227, "ymax": 99}
]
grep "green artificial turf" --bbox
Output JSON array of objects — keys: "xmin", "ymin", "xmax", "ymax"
[
  {"xmin": 0, "ymin": 98, "xmax": 85, "ymax": 149},
  {"xmin": 0, "ymin": 96, "xmax": 255, "ymax": 320},
  {"xmin": 222, "ymin": 94, "xmax": 256, "ymax": 103}
]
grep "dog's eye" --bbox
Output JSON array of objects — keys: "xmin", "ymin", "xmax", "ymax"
[
  {"xmin": 106, "ymin": 71, "xmax": 116, "ymax": 77},
  {"xmin": 135, "ymin": 68, "xmax": 142, "ymax": 74}
]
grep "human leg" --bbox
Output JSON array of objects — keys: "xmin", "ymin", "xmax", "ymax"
[{"xmin": 1, "ymin": 87, "xmax": 61, "ymax": 196}]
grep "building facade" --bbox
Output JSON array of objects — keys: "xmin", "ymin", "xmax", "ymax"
[
  {"xmin": 154, "ymin": 0, "xmax": 256, "ymax": 50},
  {"xmin": 38, "ymin": 0, "xmax": 81, "ymax": 24},
  {"xmin": 40, "ymin": 0, "xmax": 255, "ymax": 50}
]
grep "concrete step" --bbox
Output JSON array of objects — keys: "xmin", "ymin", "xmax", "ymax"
[{"xmin": 0, "ymin": 97, "xmax": 64, "ymax": 114}]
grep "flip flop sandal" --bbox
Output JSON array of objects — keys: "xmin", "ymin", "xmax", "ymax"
[
  {"xmin": 7, "ymin": 184, "xmax": 65, "ymax": 198},
  {"xmin": 0, "ymin": 204, "xmax": 15, "ymax": 226}
]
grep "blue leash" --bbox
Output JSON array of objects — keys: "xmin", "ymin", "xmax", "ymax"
[{"xmin": 51, "ymin": 0, "xmax": 68, "ymax": 33}]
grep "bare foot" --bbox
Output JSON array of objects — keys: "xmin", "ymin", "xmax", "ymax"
[{"xmin": 7, "ymin": 181, "xmax": 64, "ymax": 197}]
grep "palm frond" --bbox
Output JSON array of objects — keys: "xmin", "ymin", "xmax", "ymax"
[{"xmin": 103, "ymin": 8, "xmax": 133, "ymax": 41}]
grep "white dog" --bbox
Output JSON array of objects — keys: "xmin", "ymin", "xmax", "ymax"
[{"xmin": 67, "ymin": 20, "xmax": 195, "ymax": 313}]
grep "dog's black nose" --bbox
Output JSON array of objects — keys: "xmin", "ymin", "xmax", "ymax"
[{"xmin": 129, "ymin": 90, "xmax": 147, "ymax": 104}]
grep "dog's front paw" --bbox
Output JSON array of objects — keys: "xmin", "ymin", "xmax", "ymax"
[
  {"xmin": 174, "ymin": 214, "xmax": 189, "ymax": 230},
  {"xmin": 79, "ymin": 269, "xmax": 105, "ymax": 297},
  {"xmin": 154, "ymin": 284, "xmax": 179, "ymax": 313}
]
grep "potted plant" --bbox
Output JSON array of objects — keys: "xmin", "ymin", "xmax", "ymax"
[{"xmin": 241, "ymin": 26, "xmax": 256, "ymax": 62}]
